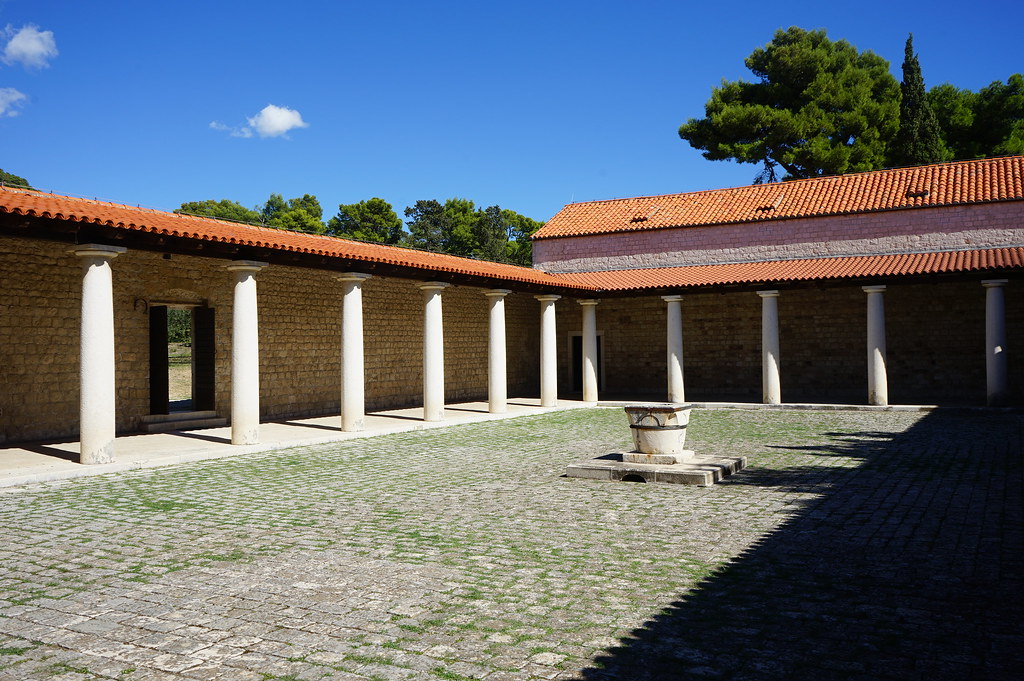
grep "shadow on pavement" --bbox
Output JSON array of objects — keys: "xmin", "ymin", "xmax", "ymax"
[{"xmin": 574, "ymin": 411, "xmax": 1024, "ymax": 680}]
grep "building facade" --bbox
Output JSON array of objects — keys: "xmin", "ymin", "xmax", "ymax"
[{"xmin": 1, "ymin": 156, "xmax": 1022, "ymax": 461}]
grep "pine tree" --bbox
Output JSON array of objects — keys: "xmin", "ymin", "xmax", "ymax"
[{"xmin": 890, "ymin": 34, "xmax": 947, "ymax": 166}]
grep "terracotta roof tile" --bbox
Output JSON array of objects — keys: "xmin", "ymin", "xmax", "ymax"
[
  {"xmin": 535, "ymin": 156, "xmax": 1024, "ymax": 240},
  {"xmin": 0, "ymin": 186, "xmax": 590, "ymax": 290},
  {"xmin": 565, "ymin": 247, "xmax": 1024, "ymax": 290}
]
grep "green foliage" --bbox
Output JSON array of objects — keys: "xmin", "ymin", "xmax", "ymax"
[
  {"xmin": 404, "ymin": 198, "xmax": 543, "ymax": 264},
  {"xmin": 927, "ymin": 84, "xmax": 977, "ymax": 158},
  {"xmin": 889, "ymin": 35, "xmax": 947, "ymax": 166},
  {"xmin": 261, "ymin": 193, "xmax": 326, "ymax": 234},
  {"xmin": 472, "ymin": 205, "xmax": 510, "ymax": 263},
  {"xmin": 503, "ymin": 208, "xmax": 544, "ymax": 266},
  {"xmin": 327, "ymin": 197, "xmax": 404, "ymax": 244},
  {"xmin": 679, "ymin": 27, "xmax": 900, "ymax": 182},
  {"xmin": 177, "ymin": 194, "xmax": 326, "ymax": 233},
  {"xmin": 930, "ymin": 74, "xmax": 1024, "ymax": 160},
  {"xmin": 175, "ymin": 199, "xmax": 261, "ymax": 223},
  {"xmin": 403, "ymin": 199, "xmax": 447, "ymax": 252},
  {"xmin": 167, "ymin": 309, "xmax": 191, "ymax": 343},
  {"xmin": 0, "ymin": 168, "xmax": 32, "ymax": 189},
  {"xmin": 176, "ymin": 190, "xmax": 542, "ymax": 265}
]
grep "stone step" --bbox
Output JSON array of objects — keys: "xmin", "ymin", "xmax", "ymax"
[
  {"xmin": 139, "ymin": 411, "xmax": 218, "ymax": 425},
  {"xmin": 140, "ymin": 414, "xmax": 227, "ymax": 433}
]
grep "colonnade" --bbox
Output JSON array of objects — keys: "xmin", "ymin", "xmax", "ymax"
[{"xmin": 69, "ymin": 244, "xmax": 1014, "ymax": 464}]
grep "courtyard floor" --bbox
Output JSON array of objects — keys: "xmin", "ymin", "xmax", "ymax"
[{"xmin": 0, "ymin": 407, "xmax": 1021, "ymax": 680}]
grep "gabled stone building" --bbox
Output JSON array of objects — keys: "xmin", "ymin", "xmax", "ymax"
[{"xmin": 1, "ymin": 156, "xmax": 1022, "ymax": 463}]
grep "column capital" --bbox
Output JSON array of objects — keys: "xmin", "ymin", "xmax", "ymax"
[
  {"xmin": 535, "ymin": 294, "xmax": 561, "ymax": 303},
  {"xmin": 577, "ymin": 298, "xmax": 600, "ymax": 307},
  {"xmin": 226, "ymin": 260, "xmax": 269, "ymax": 273},
  {"xmin": 419, "ymin": 281, "xmax": 450, "ymax": 293},
  {"xmin": 862, "ymin": 285, "xmax": 887, "ymax": 294},
  {"xmin": 336, "ymin": 272, "xmax": 372, "ymax": 284},
  {"xmin": 757, "ymin": 290, "xmax": 780, "ymax": 298},
  {"xmin": 484, "ymin": 288, "xmax": 512, "ymax": 298},
  {"xmin": 982, "ymin": 279, "xmax": 1009, "ymax": 288},
  {"xmin": 71, "ymin": 244, "xmax": 127, "ymax": 260},
  {"xmin": 661, "ymin": 295, "xmax": 684, "ymax": 303}
]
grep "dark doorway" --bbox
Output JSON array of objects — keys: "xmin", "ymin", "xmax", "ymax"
[
  {"xmin": 571, "ymin": 334, "xmax": 604, "ymax": 392},
  {"xmin": 149, "ymin": 305, "xmax": 215, "ymax": 414}
]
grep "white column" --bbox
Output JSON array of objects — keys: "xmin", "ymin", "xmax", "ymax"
[
  {"xmin": 863, "ymin": 285, "xmax": 888, "ymax": 406},
  {"xmin": 421, "ymin": 282, "xmax": 449, "ymax": 421},
  {"xmin": 74, "ymin": 244, "xmax": 126, "ymax": 465},
  {"xmin": 579, "ymin": 299, "xmax": 600, "ymax": 404},
  {"xmin": 227, "ymin": 261, "xmax": 268, "ymax": 445},
  {"xmin": 758, "ymin": 290, "xmax": 781, "ymax": 405},
  {"xmin": 338, "ymin": 273, "xmax": 371, "ymax": 431},
  {"xmin": 484, "ymin": 289, "xmax": 511, "ymax": 414},
  {"xmin": 536, "ymin": 295, "xmax": 561, "ymax": 407},
  {"xmin": 662, "ymin": 295, "xmax": 685, "ymax": 403},
  {"xmin": 983, "ymin": 279, "xmax": 1009, "ymax": 406}
]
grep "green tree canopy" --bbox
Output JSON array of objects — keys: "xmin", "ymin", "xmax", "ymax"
[
  {"xmin": 177, "ymin": 194, "xmax": 326, "ymax": 233},
  {"xmin": 928, "ymin": 75, "xmax": 1024, "ymax": 160},
  {"xmin": 889, "ymin": 34, "xmax": 946, "ymax": 166},
  {"xmin": 327, "ymin": 197, "xmax": 404, "ymax": 244},
  {"xmin": 679, "ymin": 27, "xmax": 900, "ymax": 182},
  {"xmin": 0, "ymin": 168, "xmax": 33, "ymax": 189},
  {"xmin": 261, "ymin": 193, "xmax": 326, "ymax": 233},
  {"xmin": 403, "ymin": 199, "xmax": 447, "ymax": 252},
  {"xmin": 404, "ymin": 198, "xmax": 543, "ymax": 264},
  {"xmin": 502, "ymin": 208, "xmax": 544, "ymax": 266},
  {"xmin": 175, "ymin": 199, "xmax": 261, "ymax": 223}
]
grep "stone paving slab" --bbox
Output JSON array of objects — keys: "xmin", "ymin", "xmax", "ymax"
[{"xmin": 0, "ymin": 407, "xmax": 1021, "ymax": 680}]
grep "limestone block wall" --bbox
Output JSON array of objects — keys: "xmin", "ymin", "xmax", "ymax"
[
  {"xmin": 534, "ymin": 202, "xmax": 1024, "ymax": 273},
  {"xmin": 0, "ymin": 236, "xmax": 81, "ymax": 443},
  {"xmin": 0, "ymin": 235, "xmax": 544, "ymax": 444}
]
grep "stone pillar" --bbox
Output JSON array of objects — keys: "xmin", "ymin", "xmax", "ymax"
[
  {"xmin": 74, "ymin": 244, "xmax": 126, "ymax": 465},
  {"xmin": 863, "ymin": 285, "xmax": 888, "ymax": 406},
  {"xmin": 485, "ymin": 289, "xmax": 511, "ymax": 414},
  {"xmin": 338, "ymin": 273, "xmax": 371, "ymax": 431},
  {"xmin": 662, "ymin": 295, "xmax": 685, "ymax": 403},
  {"xmin": 983, "ymin": 279, "xmax": 1009, "ymax": 406},
  {"xmin": 758, "ymin": 290, "xmax": 781, "ymax": 405},
  {"xmin": 421, "ymin": 282, "xmax": 449, "ymax": 421},
  {"xmin": 227, "ymin": 261, "xmax": 268, "ymax": 445},
  {"xmin": 578, "ymin": 299, "xmax": 600, "ymax": 404},
  {"xmin": 536, "ymin": 295, "xmax": 561, "ymax": 407}
]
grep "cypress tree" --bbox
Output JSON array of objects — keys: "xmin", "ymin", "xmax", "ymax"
[{"xmin": 890, "ymin": 34, "xmax": 947, "ymax": 166}]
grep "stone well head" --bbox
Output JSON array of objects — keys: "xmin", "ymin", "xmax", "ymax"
[{"xmin": 624, "ymin": 403, "xmax": 693, "ymax": 457}]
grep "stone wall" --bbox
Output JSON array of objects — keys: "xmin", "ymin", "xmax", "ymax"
[
  {"xmin": 0, "ymin": 235, "xmax": 542, "ymax": 444},
  {"xmin": 534, "ymin": 202, "xmax": 1024, "ymax": 273},
  {"xmin": 554, "ymin": 280, "xmax": 1021, "ymax": 405}
]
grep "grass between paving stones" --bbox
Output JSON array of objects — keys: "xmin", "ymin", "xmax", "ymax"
[{"xmin": 2, "ymin": 407, "xmax": 996, "ymax": 680}]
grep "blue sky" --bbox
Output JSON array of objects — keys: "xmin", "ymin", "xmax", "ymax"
[{"xmin": 1, "ymin": 0, "xmax": 1021, "ymax": 224}]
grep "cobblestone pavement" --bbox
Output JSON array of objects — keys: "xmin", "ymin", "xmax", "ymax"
[{"xmin": 1, "ymin": 408, "xmax": 1021, "ymax": 680}]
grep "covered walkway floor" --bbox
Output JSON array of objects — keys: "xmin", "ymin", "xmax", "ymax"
[{"xmin": 0, "ymin": 398, "xmax": 589, "ymax": 489}]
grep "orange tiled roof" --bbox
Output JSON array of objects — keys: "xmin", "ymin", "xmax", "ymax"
[
  {"xmin": 566, "ymin": 248, "xmax": 1024, "ymax": 290},
  {"xmin": 2, "ymin": 185, "xmax": 1022, "ymax": 294},
  {"xmin": 0, "ymin": 186, "xmax": 590, "ymax": 290},
  {"xmin": 535, "ymin": 156, "xmax": 1024, "ymax": 240}
]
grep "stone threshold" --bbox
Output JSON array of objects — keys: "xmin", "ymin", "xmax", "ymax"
[{"xmin": 566, "ymin": 453, "xmax": 747, "ymax": 487}]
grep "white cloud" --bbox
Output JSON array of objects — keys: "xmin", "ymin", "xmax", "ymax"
[
  {"xmin": 2, "ymin": 25, "xmax": 58, "ymax": 69},
  {"xmin": 247, "ymin": 104, "xmax": 308, "ymax": 138},
  {"xmin": 0, "ymin": 87, "xmax": 27, "ymax": 117},
  {"xmin": 210, "ymin": 104, "xmax": 308, "ymax": 139}
]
